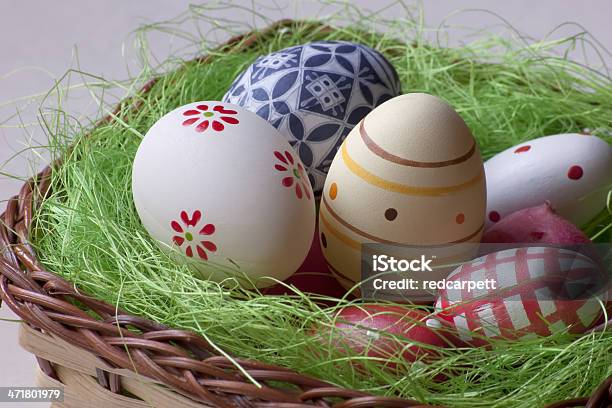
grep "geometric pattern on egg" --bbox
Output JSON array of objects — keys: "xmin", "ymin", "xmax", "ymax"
[
  {"xmin": 132, "ymin": 101, "xmax": 316, "ymax": 288},
  {"xmin": 484, "ymin": 133, "xmax": 612, "ymax": 228},
  {"xmin": 223, "ymin": 41, "xmax": 402, "ymax": 195},
  {"xmin": 319, "ymin": 93, "xmax": 486, "ymax": 289}
]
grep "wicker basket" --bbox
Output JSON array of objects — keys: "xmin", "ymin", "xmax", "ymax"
[{"xmin": 1, "ymin": 20, "xmax": 611, "ymax": 408}]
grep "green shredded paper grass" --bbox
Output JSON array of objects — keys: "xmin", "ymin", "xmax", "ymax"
[{"xmin": 5, "ymin": 3, "xmax": 612, "ymax": 407}]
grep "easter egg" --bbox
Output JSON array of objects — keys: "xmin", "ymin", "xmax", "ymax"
[
  {"xmin": 326, "ymin": 305, "xmax": 455, "ymax": 364},
  {"xmin": 482, "ymin": 202, "xmax": 591, "ymax": 245},
  {"xmin": 132, "ymin": 101, "xmax": 315, "ymax": 288},
  {"xmin": 485, "ymin": 133, "xmax": 612, "ymax": 227},
  {"xmin": 319, "ymin": 93, "xmax": 486, "ymax": 290},
  {"xmin": 223, "ymin": 41, "xmax": 401, "ymax": 195},
  {"xmin": 435, "ymin": 247, "xmax": 604, "ymax": 344}
]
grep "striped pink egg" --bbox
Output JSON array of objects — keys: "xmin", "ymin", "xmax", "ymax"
[{"xmin": 435, "ymin": 247, "xmax": 604, "ymax": 343}]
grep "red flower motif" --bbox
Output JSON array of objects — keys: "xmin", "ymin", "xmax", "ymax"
[
  {"xmin": 182, "ymin": 104, "xmax": 239, "ymax": 133},
  {"xmin": 274, "ymin": 150, "xmax": 311, "ymax": 200},
  {"xmin": 170, "ymin": 210, "xmax": 217, "ymax": 260}
]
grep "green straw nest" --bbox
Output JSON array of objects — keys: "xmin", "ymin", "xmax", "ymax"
[{"xmin": 11, "ymin": 5, "xmax": 612, "ymax": 408}]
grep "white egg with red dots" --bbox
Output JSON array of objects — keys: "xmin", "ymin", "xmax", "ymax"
[
  {"xmin": 318, "ymin": 93, "xmax": 486, "ymax": 295},
  {"xmin": 485, "ymin": 133, "xmax": 612, "ymax": 228},
  {"xmin": 132, "ymin": 101, "xmax": 316, "ymax": 288}
]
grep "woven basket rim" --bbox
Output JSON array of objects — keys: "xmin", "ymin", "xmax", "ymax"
[{"xmin": 1, "ymin": 19, "xmax": 610, "ymax": 408}]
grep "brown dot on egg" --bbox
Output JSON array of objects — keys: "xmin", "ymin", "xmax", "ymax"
[
  {"xmin": 456, "ymin": 213, "xmax": 465, "ymax": 224},
  {"xmin": 321, "ymin": 232, "xmax": 328, "ymax": 248},
  {"xmin": 329, "ymin": 182, "xmax": 338, "ymax": 200},
  {"xmin": 384, "ymin": 208, "xmax": 398, "ymax": 221}
]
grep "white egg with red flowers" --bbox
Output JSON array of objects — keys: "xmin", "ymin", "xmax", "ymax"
[
  {"xmin": 132, "ymin": 101, "xmax": 316, "ymax": 288},
  {"xmin": 435, "ymin": 247, "xmax": 604, "ymax": 344},
  {"xmin": 485, "ymin": 133, "xmax": 612, "ymax": 227}
]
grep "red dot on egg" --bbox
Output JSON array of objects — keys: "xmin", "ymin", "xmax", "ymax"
[
  {"xmin": 489, "ymin": 211, "xmax": 501, "ymax": 223},
  {"xmin": 567, "ymin": 165, "xmax": 583, "ymax": 180},
  {"xmin": 455, "ymin": 213, "xmax": 465, "ymax": 224},
  {"xmin": 514, "ymin": 145, "xmax": 531, "ymax": 154}
]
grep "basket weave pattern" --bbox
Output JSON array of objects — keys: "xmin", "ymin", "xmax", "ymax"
[{"xmin": 1, "ymin": 20, "xmax": 611, "ymax": 408}]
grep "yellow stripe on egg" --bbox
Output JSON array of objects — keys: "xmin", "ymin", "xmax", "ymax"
[
  {"xmin": 359, "ymin": 121, "xmax": 477, "ymax": 168},
  {"xmin": 341, "ymin": 142, "xmax": 484, "ymax": 196},
  {"xmin": 322, "ymin": 195, "xmax": 484, "ymax": 246},
  {"xmin": 321, "ymin": 201, "xmax": 482, "ymax": 278},
  {"xmin": 319, "ymin": 204, "xmax": 361, "ymax": 250}
]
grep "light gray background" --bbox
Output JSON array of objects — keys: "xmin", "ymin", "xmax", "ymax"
[{"xmin": 0, "ymin": 0, "xmax": 610, "ymax": 404}]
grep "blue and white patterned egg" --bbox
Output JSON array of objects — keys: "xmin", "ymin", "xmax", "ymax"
[{"xmin": 223, "ymin": 41, "xmax": 401, "ymax": 194}]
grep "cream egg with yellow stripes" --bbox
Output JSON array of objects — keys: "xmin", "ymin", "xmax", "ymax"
[{"xmin": 319, "ymin": 93, "xmax": 486, "ymax": 291}]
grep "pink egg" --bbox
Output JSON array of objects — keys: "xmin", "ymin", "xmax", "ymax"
[
  {"xmin": 482, "ymin": 202, "xmax": 591, "ymax": 245},
  {"xmin": 327, "ymin": 305, "xmax": 457, "ymax": 364},
  {"xmin": 435, "ymin": 247, "xmax": 604, "ymax": 345}
]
